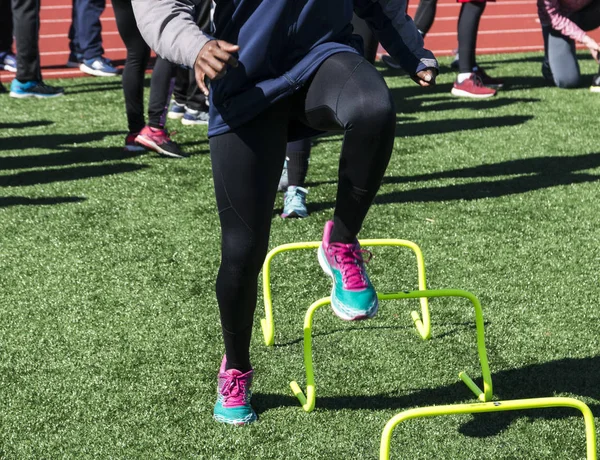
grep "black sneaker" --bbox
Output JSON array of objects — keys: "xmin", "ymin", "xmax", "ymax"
[
  {"xmin": 9, "ymin": 79, "xmax": 65, "ymax": 98},
  {"xmin": 590, "ymin": 74, "xmax": 600, "ymax": 93},
  {"xmin": 0, "ymin": 83, "xmax": 6, "ymax": 94}
]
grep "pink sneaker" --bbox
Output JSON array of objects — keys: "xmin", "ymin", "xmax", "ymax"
[
  {"xmin": 213, "ymin": 356, "xmax": 257, "ymax": 425},
  {"xmin": 134, "ymin": 126, "xmax": 186, "ymax": 158},
  {"xmin": 451, "ymin": 74, "xmax": 496, "ymax": 99},
  {"xmin": 317, "ymin": 220, "xmax": 378, "ymax": 320}
]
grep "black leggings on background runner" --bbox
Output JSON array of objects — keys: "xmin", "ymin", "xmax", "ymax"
[
  {"xmin": 112, "ymin": 0, "xmax": 175, "ymax": 133},
  {"xmin": 458, "ymin": 1, "xmax": 486, "ymax": 72},
  {"xmin": 210, "ymin": 52, "xmax": 396, "ymax": 372}
]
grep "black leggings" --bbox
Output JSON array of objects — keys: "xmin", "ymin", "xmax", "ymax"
[
  {"xmin": 414, "ymin": 0, "xmax": 438, "ymax": 36},
  {"xmin": 112, "ymin": 0, "xmax": 175, "ymax": 133},
  {"xmin": 210, "ymin": 52, "xmax": 396, "ymax": 371},
  {"xmin": 458, "ymin": 2, "xmax": 486, "ymax": 73}
]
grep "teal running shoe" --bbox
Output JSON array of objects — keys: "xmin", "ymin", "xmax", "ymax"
[
  {"xmin": 317, "ymin": 220, "xmax": 378, "ymax": 320},
  {"xmin": 9, "ymin": 79, "xmax": 64, "ymax": 99},
  {"xmin": 213, "ymin": 357, "xmax": 257, "ymax": 425},
  {"xmin": 281, "ymin": 186, "xmax": 308, "ymax": 218}
]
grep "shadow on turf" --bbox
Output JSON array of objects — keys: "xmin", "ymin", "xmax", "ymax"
[
  {"xmin": 0, "ymin": 120, "xmax": 54, "ymax": 129},
  {"xmin": 0, "ymin": 130, "xmax": 152, "ymax": 187},
  {"xmin": 0, "ymin": 196, "xmax": 86, "ymax": 208},
  {"xmin": 302, "ymin": 152, "xmax": 600, "ymax": 212},
  {"xmin": 272, "ymin": 320, "xmax": 487, "ymax": 348},
  {"xmin": 253, "ymin": 356, "xmax": 600, "ymax": 437}
]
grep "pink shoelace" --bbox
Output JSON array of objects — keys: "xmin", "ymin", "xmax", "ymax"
[
  {"xmin": 218, "ymin": 371, "xmax": 251, "ymax": 406},
  {"xmin": 328, "ymin": 242, "xmax": 373, "ymax": 290}
]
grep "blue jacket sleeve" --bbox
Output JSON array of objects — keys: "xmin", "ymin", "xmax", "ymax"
[{"xmin": 353, "ymin": 0, "xmax": 438, "ymax": 75}]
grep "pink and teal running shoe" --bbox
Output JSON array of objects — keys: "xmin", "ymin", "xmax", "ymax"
[
  {"xmin": 213, "ymin": 356, "xmax": 257, "ymax": 425},
  {"xmin": 318, "ymin": 220, "xmax": 378, "ymax": 321}
]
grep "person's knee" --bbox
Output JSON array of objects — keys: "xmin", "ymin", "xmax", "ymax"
[
  {"xmin": 221, "ymin": 227, "xmax": 268, "ymax": 280},
  {"xmin": 554, "ymin": 73, "xmax": 580, "ymax": 89},
  {"xmin": 349, "ymin": 90, "xmax": 396, "ymax": 134}
]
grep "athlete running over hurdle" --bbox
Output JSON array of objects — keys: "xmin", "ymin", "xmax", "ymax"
[{"xmin": 132, "ymin": 0, "xmax": 438, "ymax": 425}]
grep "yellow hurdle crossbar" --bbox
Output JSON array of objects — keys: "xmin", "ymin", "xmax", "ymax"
[
  {"xmin": 380, "ymin": 397, "xmax": 597, "ymax": 460},
  {"xmin": 289, "ymin": 289, "xmax": 492, "ymax": 413},
  {"xmin": 261, "ymin": 239, "xmax": 430, "ymax": 346}
]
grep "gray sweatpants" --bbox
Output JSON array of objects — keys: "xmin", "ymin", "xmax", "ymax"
[{"xmin": 542, "ymin": 0, "xmax": 600, "ymax": 88}]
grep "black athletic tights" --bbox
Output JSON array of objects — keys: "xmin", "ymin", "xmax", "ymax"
[
  {"xmin": 112, "ymin": 0, "xmax": 175, "ymax": 133},
  {"xmin": 210, "ymin": 52, "xmax": 396, "ymax": 371}
]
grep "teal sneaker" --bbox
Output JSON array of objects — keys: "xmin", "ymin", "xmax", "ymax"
[
  {"xmin": 9, "ymin": 79, "xmax": 64, "ymax": 99},
  {"xmin": 281, "ymin": 186, "xmax": 308, "ymax": 218},
  {"xmin": 213, "ymin": 357, "xmax": 257, "ymax": 425},
  {"xmin": 317, "ymin": 220, "xmax": 378, "ymax": 320}
]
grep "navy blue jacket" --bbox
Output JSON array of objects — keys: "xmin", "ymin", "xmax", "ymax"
[{"xmin": 133, "ymin": 0, "xmax": 438, "ymax": 137}]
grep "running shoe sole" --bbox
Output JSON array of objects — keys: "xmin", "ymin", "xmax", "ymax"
[
  {"xmin": 79, "ymin": 63, "xmax": 119, "ymax": 77},
  {"xmin": 1, "ymin": 64, "xmax": 16, "ymax": 72},
  {"xmin": 134, "ymin": 135, "xmax": 185, "ymax": 159},
  {"xmin": 168, "ymin": 112, "xmax": 185, "ymax": 120},
  {"xmin": 9, "ymin": 91, "xmax": 64, "ymax": 99},
  {"xmin": 124, "ymin": 144, "xmax": 146, "ymax": 152},
  {"xmin": 590, "ymin": 86, "xmax": 600, "ymax": 93},
  {"xmin": 451, "ymin": 87, "xmax": 496, "ymax": 98},
  {"xmin": 317, "ymin": 246, "xmax": 378, "ymax": 321},
  {"xmin": 181, "ymin": 118, "xmax": 209, "ymax": 125},
  {"xmin": 213, "ymin": 412, "xmax": 257, "ymax": 425}
]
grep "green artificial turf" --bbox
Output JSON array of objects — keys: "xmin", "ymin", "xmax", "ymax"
[{"xmin": 1, "ymin": 52, "xmax": 599, "ymax": 459}]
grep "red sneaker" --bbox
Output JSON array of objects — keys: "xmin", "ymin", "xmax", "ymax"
[
  {"xmin": 474, "ymin": 67, "xmax": 504, "ymax": 88},
  {"xmin": 451, "ymin": 74, "xmax": 496, "ymax": 99},
  {"xmin": 134, "ymin": 126, "xmax": 186, "ymax": 158}
]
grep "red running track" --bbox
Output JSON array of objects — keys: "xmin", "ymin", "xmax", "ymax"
[{"xmin": 1, "ymin": 0, "xmax": 600, "ymax": 82}]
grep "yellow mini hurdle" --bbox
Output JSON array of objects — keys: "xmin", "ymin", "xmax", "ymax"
[
  {"xmin": 289, "ymin": 289, "xmax": 493, "ymax": 412},
  {"xmin": 261, "ymin": 239, "xmax": 430, "ymax": 346},
  {"xmin": 380, "ymin": 397, "xmax": 597, "ymax": 460}
]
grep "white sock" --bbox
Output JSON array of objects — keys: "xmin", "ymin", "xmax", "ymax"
[{"xmin": 457, "ymin": 72, "xmax": 472, "ymax": 84}]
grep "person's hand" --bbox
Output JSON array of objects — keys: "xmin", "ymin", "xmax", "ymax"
[
  {"xmin": 582, "ymin": 35, "xmax": 600, "ymax": 62},
  {"xmin": 412, "ymin": 68, "xmax": 437, "ymax": 87},
  {"xmin": 194, "ymin": 40, "xmax": 240, "ymax": 96}
]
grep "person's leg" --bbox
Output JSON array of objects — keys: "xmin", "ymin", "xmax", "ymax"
[
  {"xmin": 452, "ymin": 1, "xmax": 499, "ymax": 97},
  {"xmin": 147, "ymin": 57, "xmax": 176, "ymax": 129},
  {"xmin": 168, "ymin": 67, "xmax": 189, "ymax": 119},
  {"xmin": 210, "ymin": 100, "xmax": 290, "ymax": 374},
  {"xmin": 302, "ymin": 52, "xmax": 395, "ymax": 243},
  {"xmin": 11, "ymin": 0, "xmax": 41, "ymax": 82},
  {"xmin": 281, "ymin": 138, "xmax": 311, "ymax": 218},
  {"xmin": 286, "ymin": 139, "xmax": 311, "ymax": 188},
  {"xmin": 414, "ymin": 0, "xmax": 438, "ymax": 36},
  {"xmin": 67, "ymin": 0, "xmax": 81, "ymax": 64},
  {"xmin": 546, "ymin": 27, "xmax": 581, "ymax": 88},
  {"xmin": 0, "ymin": 0, "xmax": 14, "ymax": 53},
  {"xmin": 0, "ymin": 0, "xmax": 16, "ymax": 72},
  {"xmin": 180, "ymin": 0, "xmax": 211, "ymax": 124},
  {"xmin": 135, "ymin": 57, "xmax": 185, "ymax": 158},
  {"xmin": 351, "ymin": 14, "xmax": 378, "ymax": 65},
  {"xmin": 457, "ymin": 1, "xmax": 485, "ymax": 73},
  {"xmin": 76, "ymin": 0, "xmax": 105, "ymax": 60},
  {"xmin": 299, "ymin": 52, "xmax": 395, "ymax": 320},
  {"xmin": 112, "ymin": 0, "xmax": 149, "ymax": 135}
]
